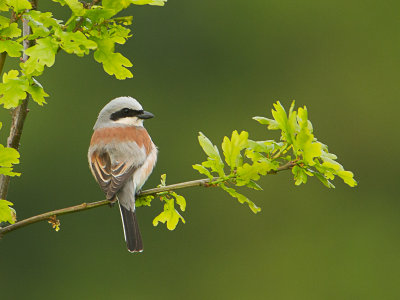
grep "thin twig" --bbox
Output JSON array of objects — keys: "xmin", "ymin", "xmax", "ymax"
[
  {"xmin": 268, "ymin": 160, "xmax": 297, "ymax": 174},
  {"xmin": 0, "ymin": 161, "xmax": 297, "ymax": 237}
]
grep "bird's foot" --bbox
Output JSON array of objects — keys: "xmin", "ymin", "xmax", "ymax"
[{"xmin": 108, "ymin": 198, "xmax": 117, "ymax": 208}]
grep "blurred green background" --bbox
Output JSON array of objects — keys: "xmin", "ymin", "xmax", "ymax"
[{"xmin": 1, "ymin": 0, "xmax": 399, "ymax": 299}]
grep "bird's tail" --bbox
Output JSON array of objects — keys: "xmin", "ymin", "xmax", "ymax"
[{"xmin": 119, "ymin": 203, "xmax": 143, "ymax": 253}]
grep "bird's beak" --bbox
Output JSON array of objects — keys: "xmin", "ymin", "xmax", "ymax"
[{"xmin": 138, "ymin": 111, "xmax": 154, "ymax": 119}]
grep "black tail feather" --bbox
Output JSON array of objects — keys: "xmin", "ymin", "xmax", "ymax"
[{"xmin": 119, "ymin": 204, "xmax": 143, "ymax": 253}]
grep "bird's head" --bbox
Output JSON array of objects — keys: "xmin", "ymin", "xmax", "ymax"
[{"xmin": 94, "ymin": 96, "xmax": 154, "ymax": 129}]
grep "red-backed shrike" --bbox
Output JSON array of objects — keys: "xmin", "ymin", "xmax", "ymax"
[{"xmin": 88, "ymin": 96, "xmax": 157, "ymax": 253}]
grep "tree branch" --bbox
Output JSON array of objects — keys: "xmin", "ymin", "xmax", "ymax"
[
  {"xmin": 0, "ymin": 161, "xmax": 296, "ymax": 237},
  {"xmin": 0, "ymin": 178, "xmax": 211, "ymax": 237},
  {"xmin": 0, "ymin": 1, "xmax": 37, "ymax": 200}
]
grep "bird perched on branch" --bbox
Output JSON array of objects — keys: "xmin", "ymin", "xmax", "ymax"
[{"xmin": 88, "ymin": 96, "xmax": 157, "ymax": 253}]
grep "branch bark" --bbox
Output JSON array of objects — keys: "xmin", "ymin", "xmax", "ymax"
[
  {"xmin": 0, "ymin": 161, "xmax": 296, "ymax": 237},
  {"xmin": 0, "ymin": 1, "xmax": 37, "ymax": 200}
]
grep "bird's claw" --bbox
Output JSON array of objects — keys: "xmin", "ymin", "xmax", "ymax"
[{"xmin": 108, "ymin": 199, "xmax": 117, "ymax": 208}]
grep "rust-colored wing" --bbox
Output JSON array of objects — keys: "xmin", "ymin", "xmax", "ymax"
[{"xmin": 90, "ymin": 151, "xmax": 138, "ymax": 200}]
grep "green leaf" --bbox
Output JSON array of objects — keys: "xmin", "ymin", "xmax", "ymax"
[
  {"xmin": 159, "ymin": 173, "xmax": 167, "ymax": 187},
  {"xmin": 0, "ymin": 70, "xmax": 29, "ymax": 109},
  {"xmin": 0, "ymin": 1, "xmax": 9, "ymax": 11},
  {"xmin": 84, "ymin": 7, "xmax": 116, "ymax": 23},
  {"xmin": 27, "ymin": 79, "xmax": 49, "ymax": 105},
  {"xmin": 136, "ymin": 195, "xmax": 154, "ymax": 207},
  {"xmin": 22, "ymin": 37, "xmax": 59, "ymax": 75},
  {"xmin": 245, "ymin": 148, "xmax": 280, "ymax": 171},
  {"xmin": 0, "ymin": 16, "xmax": 10, "ymax": 28},
  {"xmin": 0, "ymin": 144, "xmax": 20, "ymax": 167},
  {"xmin": 201, "ymin": 159, "xmax": 225, "ymax": 178},
  {"xmin": 6, "ymin": 0, "xmax": 32, "ymax": 12},
  {"xmin": 0, "ymin": 40, "xmax": 23, "ymax": 57},
  {"xmin": 287, "ymin": 100, "xmax": 297, "ymax": 141},
  {"xmin": 152, "ymin": 182, "xmax": 186, "ymax": 228},
  {"xmin": 92, "ymin": 37, "xmax": 133, "ymax": 80},
  {"xmin": 198, "ymin": 132, "xmax": 222, "ymax": 161},
  {"xmin": 55, "ymin": 30, "xmax": 97, "ymax": 56},
  {"xmin": 192, "ymin": 164, "xmax": 213, "ymax": 179},
  {"xmin": 271, "ymin": 101, "xmax": 292, "ymax": 142},
  {"xmin": 247, "ymin": 139, "xmax": 280, "ymax": 155},
  {"xmin": 292, "ymin": 165, "xmax": 308, "ymax": 185},
  {"xmin": 153, "ymin": 198, "xmax": 185, "ymax": 230},
  {"xmin": 0, "ymin": 166, "xmax": 19, "ymax": 176},
  {"xmin": 319, "ymin": 155, "xmax": 357, "ymax": 187},
  {"xmin": 337, "ymin": 170, "xmax": 357, "ymax": 187},
  {"xmin": 171, "ymin": 192, "xmax": 186, "ymax": 212},
  {"xmin": 0, "ymin": 23, "xmax": 21, "ymax": 38},
  {"xmin": 53, "ymin": 0, "xmax": 85, "ymax": 16},
  {"xmin": 220, "ymin": 183, "xmax": 261, "ymax": 213},
  {"xmin": 267, "ymin": 101, "xmax": 297, "ymax": 144},
  {"xmin": 253, "ymin": 116, "xmax": 280, "ymax": 130},
  {"xmin": 0, "ymin": 200, "xmax": 16, "ymax": 224},
  {"xmin": 236, "ymin": 159, "xmax": 277, "ymax": 186},
  {"xmin": 304, "ymin": 142, "xmax": 322, "ymax": 165},
  {"xmin": 65, "ymin": 0, "xmax": 85, "ymax": 16},
  {"xmin": 294, "ymin": 107, "xmax": 321, "ymax": 165},
  {"xmin": 26, "ymin": 10, "xmax": 61, "ymax": 28},
  {"xmin": 197, "ymin": 132, "xmax": 225, "ymax": 177},
  {"xmin": 312, "ymin": 170, "xmax": 335, "ymax": 188},
  {"xmin": 103, "ymin": 0, "xmax": 131, "ymax": 12},
  {"xmin": 221, "ymin": 130, "xmax": 248, "ymax": 170},
  {"xmin": 0, "ymin": 144, "xmax": 20, "ymax": 176},
  {"xmin": 245, "ymin": 180, "xmax": 263, "ymax": 191},
  {"xmin": 24, "ymin": 10, "xmax": 62, "ymax": 39},
  {"xmin": 271, "ymin": 101, "xmax": 287, "ymax": 129}
]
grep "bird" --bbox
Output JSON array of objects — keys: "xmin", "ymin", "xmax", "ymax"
[{"xmin": 88, "ymin": 96, "xmax": 157, "ymax": 253}]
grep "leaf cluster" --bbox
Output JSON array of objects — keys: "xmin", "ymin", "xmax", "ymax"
[
  {"xmin": 137, "ymin": 174, "xmax": 186, "ymax": 231},
  {"xmin": 0, "ymin": 199, "xmax": 16, "ymax": 225},
  {"xmin": 193, "ymin": 101, "xmax": 357, "ymax": 214},
  {"xmin": 254, "ymin": 101, "xmax": 357, "ymax": 188},
  {"xmin": 0, "ymin": 0, "xmax": 166, "ymax": 109}
]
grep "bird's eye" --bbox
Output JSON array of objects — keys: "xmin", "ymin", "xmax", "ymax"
[{"xmin": 123, "ymin": 108, "xmax": 130, "ymax": 114}]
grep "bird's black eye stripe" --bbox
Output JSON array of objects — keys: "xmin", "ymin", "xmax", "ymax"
[{"xmin": 110, "ymin": 108, "xmax": 144, "ymax": 121}]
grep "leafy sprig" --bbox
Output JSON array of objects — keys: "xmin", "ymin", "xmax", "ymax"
[
  {"xmin": 192, "ymin": 101, "xmax": 357, "ymax": 215},
  {"xmin": 138, "ymin": 174, "xmax": 187, "ymax": 231},
  {"xmin": 254, "ymin": 101, "xmax": 357, "ymax": 188}
]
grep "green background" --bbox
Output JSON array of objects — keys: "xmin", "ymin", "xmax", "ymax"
[{"xmin": 1, "ymin": 0, "xmax": 399, "ymax": 299}]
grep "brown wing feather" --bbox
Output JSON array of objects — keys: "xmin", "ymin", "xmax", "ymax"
[{"xmin": 90, "ymin": 151, "xmax": 139, "ymax": 200}]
